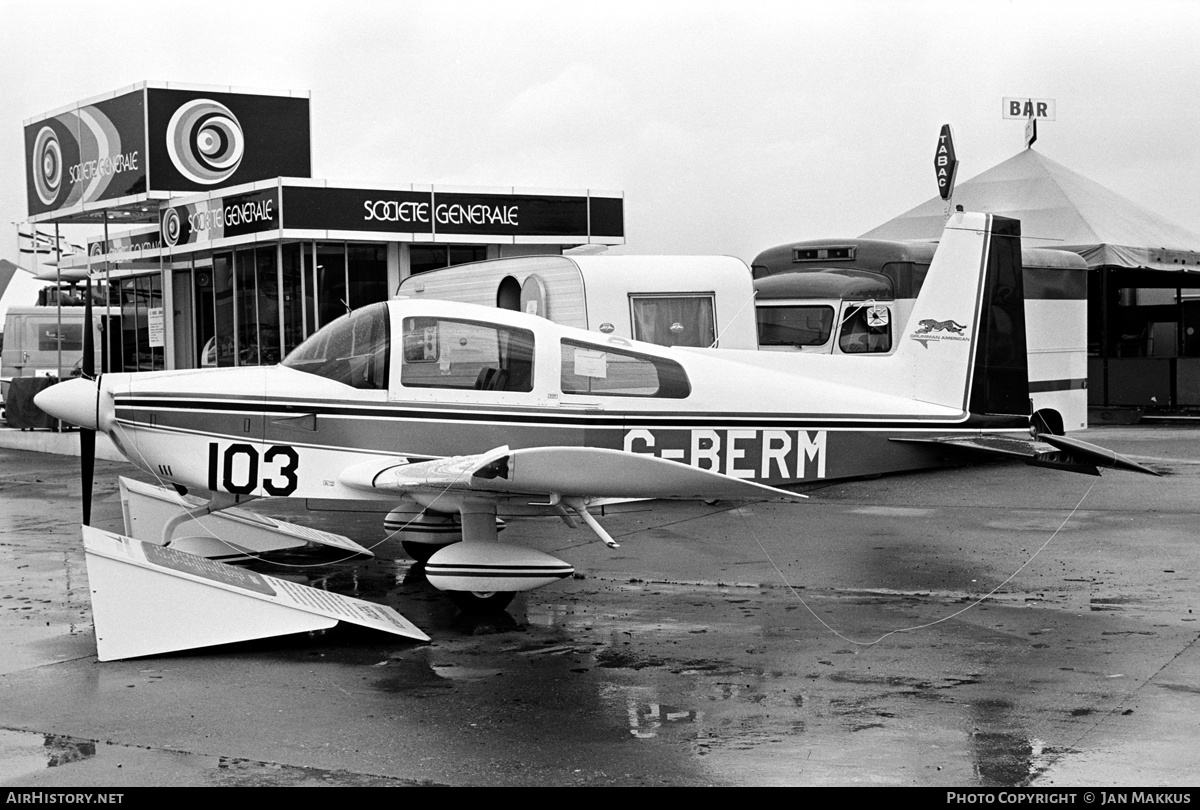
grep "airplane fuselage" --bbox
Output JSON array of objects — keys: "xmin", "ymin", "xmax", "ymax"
[
  {"xmin": 112, "ymin": 385, "xmax": 1022, "ymax": 499},
  {"xmin": 96, "ymin": 290, "xmax": 1026, "ymax": 503},
  {"xmin": 40, "ymin": 212, "xmax": 1041, "ymax": 505}
]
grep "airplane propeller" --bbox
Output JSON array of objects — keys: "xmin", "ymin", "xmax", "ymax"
[{"xmin": 79, "ymin": 277, "xmax": 95, "ymax": 525}]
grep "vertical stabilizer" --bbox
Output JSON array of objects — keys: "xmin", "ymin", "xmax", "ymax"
[{"xmin": 893, "ymin": 212, "xmax": 1029, "ymax": 417}]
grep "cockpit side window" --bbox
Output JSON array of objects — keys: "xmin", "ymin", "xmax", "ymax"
[
  {"xmin": 282, "ymin": 302, "xmax": 390, "ymax": 389},
  {"xmin": 400, "ymin": 317, "xmax": 535, "ymax": 392},
  {"xmin": 560, "ymin": 339, "xmax": 690, "ymax": 398}
]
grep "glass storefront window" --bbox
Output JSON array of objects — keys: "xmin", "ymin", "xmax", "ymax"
[
  {"xmin": 194, "ymin": 259, "xmax": 216, "ymax": 367},
  {"xmin": 235, "ymin": 248, "xmax": 257, "ymax": 365},
  {"xmin": 409, "ymin": 246, "xmax": 446, "ymax": 276},
  {"xmin": 450, "ymin": 246, "xmax": 487, "ymax": 266},
  {"xmin": 213, "ymin": 254, "xmax": 235, "ymax": 367},
  {"xmin": 348, "ymin": 244, "xmax": 388, "ymax": 310},
  {"xmin": 282, "ymin": 243, "xmax": 304, "ymax": 357},
  {"xmin": 256, "ymin": 246, "xmax": 281, "ymax": 365},
  {"xmin": 146, "ymin": 274, "xmax": 164, "ymax": 370},
  {"xmin": 316, "ymin": 242, "xmax": 347, "ymax": 330},
  {"xmin": 224, "ymin": 245, "xmax": 287, "ymax": 367},
  {"xmin": 409, "ymin": 244, "xmax": 487, "ymax": 275},
  {"xmin": 120, "ymin": 279, "xmax": 138, "ymax": 371},
  {"xmin": 110, "ymin": 273, "xmax": 165, "ymax": 372},
  {"xmin": 172, "ymin": 239, "xmax": 490, "ymax": 370}
]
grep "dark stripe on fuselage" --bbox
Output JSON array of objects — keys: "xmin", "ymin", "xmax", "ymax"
[
  {"xmin": 114, "ymin": 394, "xmax": 1028, "ymax": 432},
  {"xmin": 111, "ymin": 393, "xmax": 1032, "ymax": 486},
  {"xmin": 425, "ymin": 566, "xmax": 573, "ymax": 578},
  {"xmin": 111, "ymin": 405, "xmax": 1036, "ymax": 488}
]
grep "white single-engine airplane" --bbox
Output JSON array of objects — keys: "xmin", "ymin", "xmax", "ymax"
[{"xmin": 36, "ymin": 211, "xmax": 1155, "ymax": 617}]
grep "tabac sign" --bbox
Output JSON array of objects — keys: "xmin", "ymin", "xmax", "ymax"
[
  {"xmin": 25, "ymin": 82, "xmax": 311, "ymax": 220},
  {"xmin": 934, "ymin": 124, "xmax": 958, "ymax": 201}
]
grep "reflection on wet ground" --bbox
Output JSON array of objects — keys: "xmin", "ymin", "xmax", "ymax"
[
  {"xmin": 0, "ymin": 728, "xmax": 427, "ymax": 787},
  {"xmin": 0, "ymin": 730, "xmax": 95, "ymax": 783},
  {"xmin": 2, "ymin": 432, "xmax": 1200, "ymax": 786}
]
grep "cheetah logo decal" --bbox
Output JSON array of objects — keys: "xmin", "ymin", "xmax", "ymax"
[
  {"xmin": 910, "ymin": 318, "xmax": 970, "ymax": 348},
  {"xmin": 916, "ymin": 319, "xmax": 967, "ymax": 334}
]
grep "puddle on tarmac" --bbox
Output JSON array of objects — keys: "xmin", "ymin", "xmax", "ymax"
[
  {"xmin": 972, "ymin": 731, "xmax": 1059, "ymax": 786},
  {"xmin": 0, "ymin": 729, "xmax": 96, "ymax": 782},
  {"xmin": 848, "ymin": 506, "xmax": 934, "ymax": 517},
  {"xmin": 0, "ymin": 727, "xmax": 430, "ymax": 786}
]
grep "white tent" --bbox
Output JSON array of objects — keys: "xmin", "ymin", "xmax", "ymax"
[{"xmin": 863, "ymin": 149, "xmax": 1200, "ymax": 273}]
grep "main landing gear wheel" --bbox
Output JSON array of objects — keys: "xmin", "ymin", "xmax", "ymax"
[{"xmin": 447, "ymin": 590, "xmax": 516, "ymax": 612}]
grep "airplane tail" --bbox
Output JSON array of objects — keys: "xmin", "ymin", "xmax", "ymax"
[{"xmin": 892, "ymin": 211, "xmax": 1030, "ymax": 421}]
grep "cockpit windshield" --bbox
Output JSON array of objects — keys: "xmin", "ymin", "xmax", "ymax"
[{"xmin": 282, "ymin": 302, "xmax": 390, "ymax": 389}]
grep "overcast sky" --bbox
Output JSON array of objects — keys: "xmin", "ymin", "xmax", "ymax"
[{"xmin": 3, "ymin": 0, "xmax": 1199, "ymax": 315}]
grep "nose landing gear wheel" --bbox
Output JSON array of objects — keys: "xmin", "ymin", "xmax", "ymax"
[{"xmin": 447, "ymin": 590, "xmax": 516, "ymax": 612}]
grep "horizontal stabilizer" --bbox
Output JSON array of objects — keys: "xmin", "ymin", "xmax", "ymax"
[
  {"xmin": 1038, "ymin": 434, "xmax": 1161, "ymax": 476},
  {"xmin": 892, "ymin": 433, "xmax": 1160, "ymax": 476},
  {"xmin": 83, "ymin": 526, "xmax": 428, "ymax": 661},
  {"xmin": 340, "ymin": 445, "xmax": 808, "ymax": 502}
]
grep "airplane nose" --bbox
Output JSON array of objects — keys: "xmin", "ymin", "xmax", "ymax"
[{"xmin": 34, "ymin": 377, "xmax": 99, "ymax": 430}]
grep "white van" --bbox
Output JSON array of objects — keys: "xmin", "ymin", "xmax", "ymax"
[{"xmin": 1, "ymin": 306, "xmax": 115, "ymax": 381}]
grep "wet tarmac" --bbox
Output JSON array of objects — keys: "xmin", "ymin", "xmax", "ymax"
[{"xmin": 1, "ymin": 426, "xmax": 1198, "ymax": 787}]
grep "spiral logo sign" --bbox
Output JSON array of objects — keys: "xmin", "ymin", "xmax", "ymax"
[
  {"xmin": 32, "ymin": 126, "xmax": 64, "ymax": 206},
  {"xmin": 161, "ymin": 207, "xmax": 183, "ymax": 246},
  {"xmin": 166, "ymin": 99, "xmax": 245, "ymax": 185}
]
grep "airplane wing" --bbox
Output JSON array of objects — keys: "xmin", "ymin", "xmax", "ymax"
[
  {"xmin": 339, "ymin": 445, "xmax": 809, "ymax": 502},
  {"xmin": 892, "ymin": 433, "xmax": 1161, "ymax": 476},
  {"xmin": 339, "ymin": 446, "xmax": 805, "ymax": 553}
]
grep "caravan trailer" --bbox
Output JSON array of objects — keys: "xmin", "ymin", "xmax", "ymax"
[{"xmin": 397, "ymin": 254, "xmax": 760, "ymax": 349}]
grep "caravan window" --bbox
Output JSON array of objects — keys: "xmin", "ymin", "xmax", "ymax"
[
  {"xmin": 400, "ymin": 317, "xmax": 535, "ymax": 392},
  {"xmin": 630, "ymin": 295, "xmax": 716, "ymax": 348}
]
